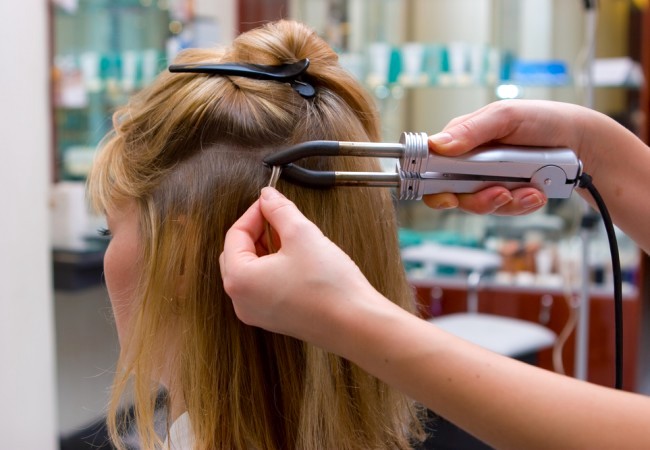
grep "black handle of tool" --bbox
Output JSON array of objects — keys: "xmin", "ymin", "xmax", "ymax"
[
  {"xmin": 264, "ymin": 141, "xmax": 340, "ymax": 166},
  {"xmin": 279, "ymin": 164, "xmax": 336, "ymax": 188}
]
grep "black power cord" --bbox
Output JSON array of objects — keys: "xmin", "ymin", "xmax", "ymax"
[{"xmin": 578, "ymin": 172, "xmax": 623, "ymax": 390}]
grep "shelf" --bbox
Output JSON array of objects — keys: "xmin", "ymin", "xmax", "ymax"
[
  {"xmin": 53, "ymin": 248, "xmax": 106, "ymax": 291},
  {"xmin": 409, "ymin": 274, "xmax": 638, "ymax": 299},
  {"xmin": 53, "ymin": 1, "xmax": 171, "ymax": 180},
  {"xmin": 54, "ymin": 0, "xmax": 167, "ymax": 13}
]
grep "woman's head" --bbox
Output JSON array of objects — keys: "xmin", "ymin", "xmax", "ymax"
[{"xmin": 88, "ymin": 20, "xmax": 422, "ymax": 450}]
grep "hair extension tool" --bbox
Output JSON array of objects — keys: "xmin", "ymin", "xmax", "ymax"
[{"xmin": 263, "ymin": 132, "xmax": 582, "ymax": 200}]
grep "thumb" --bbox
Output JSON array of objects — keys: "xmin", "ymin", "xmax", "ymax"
[
  {"xmin": 428, "ymin": 104, "xmax": 511, "ymax": 156},
  {"xmin": 259, "ymin": 187, "xmax": 323, "ymax": 245}
]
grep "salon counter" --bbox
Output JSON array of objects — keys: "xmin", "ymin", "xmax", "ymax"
[
  {"xmin": 52, "ymin": 247, "xmax": 106, "ymax": 291},
  {"xmin": 410, "ymin": 275, "xmax": 641, "ymax": 391}
]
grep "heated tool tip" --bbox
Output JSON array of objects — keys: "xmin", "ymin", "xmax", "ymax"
[{"xmin": 263, "ymin": 141, "xmax": 341, "ymax": 166}]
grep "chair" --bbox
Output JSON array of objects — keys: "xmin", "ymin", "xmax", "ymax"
[{"xmin": 402, "ymin": 243, "xmax": 556, "ymax": 360}]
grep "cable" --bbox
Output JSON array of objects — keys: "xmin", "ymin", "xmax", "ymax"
[
  {"xmin": 552, "ymin": 290, "xmax": 578, "ymax": 376},
  {"xmin": 578, "ymin": 172, "xmax": 623, "ymax": 390}
]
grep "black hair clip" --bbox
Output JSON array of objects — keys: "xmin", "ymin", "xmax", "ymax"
[{"xmin": 168, "ymin": 58, "xmax": 316, "ymax": 98}]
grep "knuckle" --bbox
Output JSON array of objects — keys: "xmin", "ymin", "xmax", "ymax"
[
  {"xmin": 232, "ymin": 306, "xmax": 256, "ymax": 326},
  {"xmin": 267, "ymin": 202, "xmax": 306, "ymax": 235},
  {"xmin": 471, "ymin": 204, "xmax": 495, "ymax": 215},
  {"xmin": 222, "ymin": 269, "xmax": 251, "ymax": 300},
  {"xmin": 282, "ymin": 218, "xmax": 308, "ymax": 241},
  {"xmin": 265, "ymin": 201, "xmax": 291, "ymax": 221},
  {"xmin": 458, "ymin": 195, "xmax": 493, "ymax": 215},
  {"xmin": 454, "ymin": 118, "xmax": 481, "ymax": 145},
  {"xmin": 494, "ymin": 99, "xmax": 517, "ymax": 115},
  {"xmin": 493, "ymin": 100, "xmax": 522, "ymax": 136},
  {"xmin": 221, "ymin": 273, "xmax": 239, "ymax": 297},
  {"xmin": 457, "ymin": 118, "xmax": 478, "ymax": 135}
]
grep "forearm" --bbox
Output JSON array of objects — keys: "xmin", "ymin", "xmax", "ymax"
[
  {"xmin": 574, "ymin": 109, "xmax": 650, "ymax": 254},
  {"xmin": 221, "ymin": 182, "xmax": 650, "ymax": 448},
  {"xmin": 331, "ymin": 288, "xmax": 650, "ymax": 450}
]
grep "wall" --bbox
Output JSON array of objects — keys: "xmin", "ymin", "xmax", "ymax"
[
  {"xmin": 593, "ymin": 1, "xmax": 633, "ymax": 115},
  {"xmin": 195, "ymin": 0, "xmax": 237, "ymax": 42},
  {"xmin": 407, "ymin": 0, "xmax": 493, "ymax": 134},
  {"xmin": 0, "ymin": 0, "xmax": 57, "ymax": 448},
  {"xmin": 56, "ymin": 287, "xmax": 119, "ymax": 433},
  {"xmin": 407, "ymin": 0, "xmax": 586, "ymax": 134}
]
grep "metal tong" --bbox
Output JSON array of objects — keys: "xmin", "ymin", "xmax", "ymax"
[{"xmin": 263, "ymin": 132, "xmax": 582, "ymax": 200}]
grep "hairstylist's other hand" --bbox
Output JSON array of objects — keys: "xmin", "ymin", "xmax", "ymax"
[
  {"xmin": 220, "ymin": 187, "xmax": 378, "ymax": 343},
  {"xmin": 424, "ymin": 99, "xmax": 589, "ymax": 215}
]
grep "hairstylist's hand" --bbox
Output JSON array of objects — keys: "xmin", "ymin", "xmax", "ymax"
[
  {"xmin": 424, "ymin": 99, "xmax": 589, "ymax": 215},
  {"xmin": 220, "ymin": 187, "xmax": 380, "ymax": 344}
]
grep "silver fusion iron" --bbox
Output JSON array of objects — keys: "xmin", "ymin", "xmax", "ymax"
[{"xmin": 263, "ymin": 132, "xmax": 582, "ymax": 200}]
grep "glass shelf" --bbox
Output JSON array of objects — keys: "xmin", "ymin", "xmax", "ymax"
[
  {"xmin": 53, "ymin": 0, "xmax": 172, "ymax": 180},
  {"xmin": 291, "ymin": 0, "xmax": 643, "ymax": 289}
]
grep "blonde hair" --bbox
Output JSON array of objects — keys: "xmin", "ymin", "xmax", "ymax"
[{"xmin": 88, "ymin": 20, "xmax": 423, "ymax": 450}]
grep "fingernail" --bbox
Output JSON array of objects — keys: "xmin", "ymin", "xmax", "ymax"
[
  {"xmin": 429, "ymin": 132, "xmax": 453, "ymax": 146},
  {"xmin": 494, "ymin": 192, "xmax": 513, "ymax": 208},
  {"xmin": 261, "ymin": 187, "xmax": 283, "ymax": 200},
  {"xmin": 521, "ymin": 193, "xmax": 545, "ymax": 210}
]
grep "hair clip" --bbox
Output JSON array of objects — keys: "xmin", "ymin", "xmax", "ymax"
[{"xmin": 168, "ymin": 58, "xmax": 316, "ymax": 98}]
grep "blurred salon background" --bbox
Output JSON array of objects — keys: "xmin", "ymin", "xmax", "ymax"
[{"xmin": 1, "ymin": 1, "xmax": 649, "ymax": 448}]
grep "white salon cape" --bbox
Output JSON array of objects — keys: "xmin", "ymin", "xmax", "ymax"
[{"xmin": 165, "ymin": 412, "xmax": 195, "ymax": 449}]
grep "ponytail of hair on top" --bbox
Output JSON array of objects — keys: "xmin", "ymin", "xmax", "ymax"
[{"xmin": 87, "ymin": 20, "xmax": 424, "ymax": 450}]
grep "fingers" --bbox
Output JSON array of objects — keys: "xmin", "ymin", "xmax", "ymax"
[
  {"xmin": 422, "ymin": 192, "xmax": 459, "ymax": 210},
  {"xmin": 457, "ymin": 187, "xmax": 547, "ymax": 215},
  {"xmin": 453, "ymin": 188, "xmax": 515, "ymax": 214},
  {"xmin": 220, "ymin": 198, "xmax": 264, "ymax": 279},
  {"xmin": 423, "ymin": 187, "xmax": 547, "ymax": 215},
  {"xmin": 492, "ymin": 188, "xmax": 546, "ymax": 215},
  {"xmin": 258, "ymin": 187, "xmax": 323, "ymax": 246},
  {"xmin": 429, "ymin": 99, "xmax": 582, "ymax": 159},
  {"xmin": 428, "ymin": 102, "xmax": 516, "ymax": 156},
  {"xmin": 221, "ymin": 187, "xmax": 316, "ymax": 276},
  {"xmin": 422, "ymin": 100, "xmax": 559, "ymax": 217},
  {"xmin": 423, "ymin": 188, "xmax": 511, "ymax": 214}
]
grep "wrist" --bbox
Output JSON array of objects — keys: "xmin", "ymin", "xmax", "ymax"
[
  {"xmin": 328, "ymin": 287, "xmax": 424, "ymax": 368},
  {"xmin": 571, "ymin": 107, "xmax": 616, "ymax": 178},
  {"xmin": 308, "ymin": 282, "xmax": 402, "ymax": 360}
]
